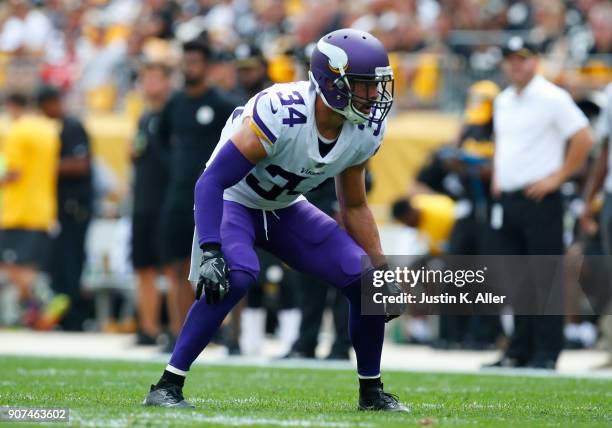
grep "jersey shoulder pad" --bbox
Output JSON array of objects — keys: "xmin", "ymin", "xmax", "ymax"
[
  {"xmin": 246, "ymin": 89, "xmax": 284, "ymax": 152},
  {"xmin": 246, "ymin": 82, "xmax": 311, "ymax": 153}
]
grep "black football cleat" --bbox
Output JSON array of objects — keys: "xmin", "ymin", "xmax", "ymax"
[
  {"xmin": 358, "ymin": 383, "xmax": 410, "ymax": 413},
  {"xmin": 143, "ymin": 383, "xmax": 194, "ymax": 408}
]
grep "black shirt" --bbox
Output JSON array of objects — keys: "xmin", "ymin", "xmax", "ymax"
[
  {"xmin": 318, "ymin": 137, "xmax": 337, "ymax": 158},
  {"xmin": 458, "ymin": 123, "xmax": 494, "ymax": 149},
  {"xmin": 416, "ymin": 150, "xmax": 460, "ymax": 198},
  {"xmin": 58, "ymin": 116, "xmax": 93, "ymax": 210},
  {"xmin": 133, "ymin": 111, "xmax": 169, "ymax": 214},
  {"xmin": 158, "ymin": 87, "xmax": 237, "ymax": 209},
  {"xmin": 417, "ymin": 120, "xmax": 495, "ymax": 202}
]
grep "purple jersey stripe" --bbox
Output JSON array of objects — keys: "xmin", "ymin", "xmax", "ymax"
[
  {"xmin": 231, "ymin": 107, "xmax": 244, "ymax": 121},
  {"xmin": 252, "ymin": 92, "xmax": 278, "ymax": 144}
]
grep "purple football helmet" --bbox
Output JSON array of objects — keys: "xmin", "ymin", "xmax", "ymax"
[{"xmin": 309, "ymin": 29, "xmax": 394, "ymax": 125}]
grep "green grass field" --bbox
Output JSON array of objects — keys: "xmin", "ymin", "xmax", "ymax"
[{"xmin": 0, "ymin": 356, "xmax": 610, "ymax": 427}]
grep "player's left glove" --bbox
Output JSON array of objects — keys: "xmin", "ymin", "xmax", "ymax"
[
  {"xmin": 375, "ymin": 264, "xmax": 406, "ymax": 323},
  {"xmin": 196, "ymin": 244, "xmax": 230, "ymax": 304},
  {"xmin": 383, "ymin": 280, "xmax": 406, "ymax": 323}
]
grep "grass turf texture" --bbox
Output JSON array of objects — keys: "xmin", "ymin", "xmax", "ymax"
[{"xmin": 0, "ymin": 356, "xmax": 610, "ymax": 427}]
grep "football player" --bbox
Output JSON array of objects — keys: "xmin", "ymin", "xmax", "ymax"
[{"xmin": 144, "ymin": 28, "xmax": 408, "ymax": 412}]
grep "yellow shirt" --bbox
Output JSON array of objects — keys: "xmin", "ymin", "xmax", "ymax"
[
  {"xmin": 1, "ymin": 115, "xmax": 60, "ymax": 230},
  {"xmin": 412, "ymin": 194, "xmax": 455, "ymax": 255}
]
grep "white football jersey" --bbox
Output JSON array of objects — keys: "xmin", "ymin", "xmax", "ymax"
[
  {"xmin": 207, "ymin": 80, "xmax": 386, "ymax": 210},
  {"xmin": 189, "ymin": 81, "xmax": 386, "ymax": 282}
]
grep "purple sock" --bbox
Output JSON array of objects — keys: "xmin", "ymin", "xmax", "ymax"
[
  {"xmin": 169, "ymin": 270, "xmax": 255, "ymax": 372},
  {"xmin": 341, "ymin": 277, "xmax": 385, "ymax": 377}
]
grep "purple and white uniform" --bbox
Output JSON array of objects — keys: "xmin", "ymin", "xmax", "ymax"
[
  {"xmin": 216, "ymin": 80, "xmax": 383, "ymax": 210},
  {"xmin": 171, "ymin": 29, "xmax": 393, "ymax": 378},
  {"xmin": 188, "ymin": 80, "xmax": 385, "ymax": 283}
]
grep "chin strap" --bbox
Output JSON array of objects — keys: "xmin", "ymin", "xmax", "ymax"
[{"xmin": 309, "ymin": 71, "xmax": 368, "ymax": 125}]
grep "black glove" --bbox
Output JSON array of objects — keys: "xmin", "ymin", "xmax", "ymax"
[
  {"xmin": 375, "ymin": 264, "xmax": 406, "ymax": 323},
  {"xmin": 383, "ymin": 280, "xmax": 406, "ymax": 323},
  {"xmin": 196, "ymin": 243, "xmax": 230, "ymax": 304}
]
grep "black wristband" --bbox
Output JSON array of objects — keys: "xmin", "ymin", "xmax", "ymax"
[{"xmin": 201, "ymin": 242, "xmax": 221, "ymax": 252}]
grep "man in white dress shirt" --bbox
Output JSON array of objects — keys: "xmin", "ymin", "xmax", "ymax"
[{"xmin": 487, "ymin": 36, "xmax": 593, "ymax": 369}]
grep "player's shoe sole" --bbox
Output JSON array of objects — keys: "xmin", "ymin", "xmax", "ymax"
[{"xmin": 358, "ymin": 402, "xmax": 410, "ymax": 412}]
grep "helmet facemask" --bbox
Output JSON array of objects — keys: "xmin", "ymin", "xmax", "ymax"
[
  {"xmin": 338, "ymin": 69, "xmax": 394, "ymax": 125},
  {"xmin": 310, "ymin": 66, "xmax": 394, "ymax": 125}
]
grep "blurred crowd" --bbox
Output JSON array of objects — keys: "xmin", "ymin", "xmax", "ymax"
[
  {"xmin": 0, "ymin": 0, "xmax": 611, "ymax": 368},
  {"xmin": 0, "ymin": 0, "xmax": 611, "ymax": 112}
]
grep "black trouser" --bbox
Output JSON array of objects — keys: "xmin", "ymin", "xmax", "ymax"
[
  {"xmin": 49, "ymin": 209, "xmax": 91, "ymax": 331},
  {"xmin": 492, "ymin": 190, "xmax": 564, "ymax": 364},
  {"xmin": 440, "ymin": 210, "xmax": 503, "ymax": 346},
  {"xmin": 449, "ymin": 212, "xmax": 493, "ymax": 256},
  {"xmin": 291, "ymin": 274, "xmax": 351, "ymax": 357}
]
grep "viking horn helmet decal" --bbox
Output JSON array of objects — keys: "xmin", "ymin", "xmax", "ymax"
[{"xmin": 317, "ymin": 39, "xmax": 348, "ymax": 73}]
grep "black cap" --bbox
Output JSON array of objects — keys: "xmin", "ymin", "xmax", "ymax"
[
  {"xmin": 234, "ymin": 43, "xmax": 265, "ymax": 68},
  {"xmin": 183, "ymin": 37, "xmax": 211, "ymax": 60},
  {"xmin": 502, "ymin": 36, "xmax": 538, "ymax": 58}
]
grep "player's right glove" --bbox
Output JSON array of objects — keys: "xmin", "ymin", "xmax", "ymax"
[{"xmin": 196, "ymin": 244, "xmax": 230, "ymax": 304}]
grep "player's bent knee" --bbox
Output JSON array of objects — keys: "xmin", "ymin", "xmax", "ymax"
[
  {"xmin": 339, "ymin": 267, "xmax": 378, "ymax": 306},
  {"xmin": 223, "ymin": 243, "xmax": 260, "ymax": 280},
  {"xmin": 228, "ymin": 269, "xmax": 258, "ymax": 296},
  {"xmin": 336, "ymin": 241, "xmax": 369, "ymax": 287}
]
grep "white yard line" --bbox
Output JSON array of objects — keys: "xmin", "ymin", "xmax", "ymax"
[{"xmin": 69, "ymin": 412, "xmax": 370, "ymax": 428}]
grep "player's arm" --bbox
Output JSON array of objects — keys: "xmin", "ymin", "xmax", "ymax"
[
  {"xmin": 194, "ymin": 118, "xmax": 267, "ymax": 246},
  {"xmin": 192, "ymin": 119, "xmax": 268, "ymax": 303},
  {"xmin": 337, "ymin": 161, "xmax": 405, "ymax": 322},
  {"xmin": 194, "ymin": 88, "xmax": 280, "ymax": 303},
  {"xmin": 229, "ymin": 119, "xmax": 270, "ymax": 163},
  {"xmin": 335, "ymin": 162, "xmax": 384, "ymax": 266}
]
